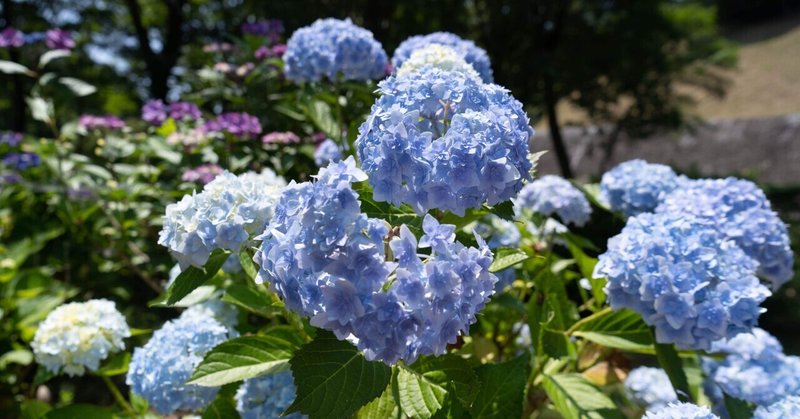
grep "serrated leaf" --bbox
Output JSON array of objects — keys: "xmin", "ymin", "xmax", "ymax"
[
  {"xmin": 542, "ymin": 373, "xmax": 623, "ymax": 419},
  {"xmin": 238, "ymin": 247, "xmax": 258, "ymax": 279},
  {"xmin": 189, "ymin": 334, "xmax": 300, "ymax": 387},
  {"xmin": 38, "ymin": 50, "xmax": 71, "ymax": 68},
  {"xmin": 287, "ymin": 331, "xmax": 391, "ymax": 419},
  {"xmin": 59, "ymin": 77, "xmax": 96, "ymax": 96},
  {"xmin": 393, "ymin": 355, "xmax": 478, "ymax": 418},
  {"xmin": 469, "ymin": 354, "xmax": 528, "ymax": 419},
  {"xmin": 357, "ymin": 384, "xmax": 400, "ymax": 419},
  {"xmin": 164, "ymin": 249, "xmax": 230, "ymax": 305},
  {"xmin": 221, "ymin": 284, "xmax": 284, "ymax": 318},
  {"xmin": 96, "ymin": 351, "xmax": 130, "ymax": 376},
  {"xmin": 570, "ymin": 308, "xmax": 653, "ymax": 352},
  {"xmin": 654, "ymin": 339, "xmax": 692, "ymax": 403},
  {"xmin": 431, "ymin": 381, "xmax": 470, "ymax": 419},
  {"xmin": 0, "ymin": 60, "xmax": 33, "ymax": 75},
  {"xmin": 489, "ymin": 248, "xmax": 531, "ymax": 273}
]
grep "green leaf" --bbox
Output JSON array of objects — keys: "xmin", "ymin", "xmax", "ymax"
[
  {"xmin": 0, "ymin": 349, "xmax": 33, "ymax": 369},
  {"xmin": 488, "ymin": 248, "xmax": 531, "ymax": 273},
  {"xmin": 163, "ymin": 249, "xmax": 230, "ymax": 305},
  {"xmin": 393, "ymin": 355, "xmax": 479, "ymax": 418},
  {"xmin": 58, "ymin": 77, "xmax": 96, "ymax": 97},
  {"xmin": 202, "ymin": 386, "xmax": 241, "ymax": 419},
  {"xmin": 96, "ymin": 351, "xmax": 130, "ymax": 376},
  {"xmin": 357, "ymin": 384, "xmax": 400, "ymax": 419},
  {"xmin": 0, "ymin": 60, "xmax": 33, "ymax": 75},
  {"xmin": 44, "ymin": 404, "xmax": 113, "ymax": 419},
  {"xmin": 32, "ymin": 366, "xmax": 55, "ymax": 388},
  {"xmin": 490, "ymin": 201, "xmax": 515, "ymax": 221},
  {"xmin": 221, "ymin": 284, "xmax": 284, "ymax": 318},
  {"xmin": 27, "ymin": 97, "xmax": 54, "ymax": 124},
  {"xmin": 21, "ymin": 400, "xmax": 51, "ymax": 419},
  {"xmin": 238, "ymin": 247, "xmax": 258, "ymax": 280},
  {"xmin": 156, "ymin": 117, "xmax": 177, "ymax": 137},
  {"xmin": 469, "ymin": 354, "xmax": 528, "ymax": 419},
  {"xmin": 563, "ymin": 235, "xmax": 605, "ymax": 305},
  {"xmin": 527, "ymin": 271, "xmax": 578, "ymax": 359},
  {"xmin": 431, "ymin": 382, "xmax": 470, "ymax": 419},
  {"xmin": 654, "ymin": 338, "xmax": 692, "ymax": 403},
  {"xmin": 287, "ymin": 330, "xmax": 392, "ymax": 419},
  {"xmin": 570, "ymin": 308, "xmax": 653, "ymax": 352},
  {"xmin": 306, "ymin": 100, "xmax": 339, "ymax": 139},
  {"xmin": 541, "ymin": 373, "xmax": 623, "ymax": 419},
  {"xmin": 358, "ymin": 193, "xmax": 421, "ymax": 233},
  {"xmin": 724, "ymin": 394, "xmax": 754, "ymax": 419},
  {"xmin": 38, "ymin": 50, "xmax": 71, "ymax": 68},
  {"xmin": 528, "ymin": 150, "xmax": 548, "ymax": 178},
  {"xmin": 189, "ymin": 334, "xmax": 300, "ymax": 387}
]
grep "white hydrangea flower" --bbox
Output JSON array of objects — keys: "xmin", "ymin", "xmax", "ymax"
[
  {"xmin": 397, "ymin": 44, "xmax": 481, "ymax": 80},
  {"xmin": 31, "ymin": 299, "xmax": 131, "ymax": 376}
]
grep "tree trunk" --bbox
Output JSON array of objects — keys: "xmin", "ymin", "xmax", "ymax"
[
  {"xmin": 543, "ymin": 73, "xmax": 573, "ymax": 178},
  {"xmin": 3, "ymin": 0, "xmax": 25, "ymax": 132}
]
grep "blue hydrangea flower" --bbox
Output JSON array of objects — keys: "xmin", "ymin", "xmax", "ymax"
[
  {"xmin": 31, "ymin": 299, "xmax": 130, "ymax": 376},
  {"xmin": 471, "ymin": 214, "xmax": 520, "ymax": 290},
  {"xmin": 392, "ymin": 32, "xmax": 494, "ymax": 83},
  {"xmin": 625, "ymin": 367, "xmax": 678, "ymax": 410},
  {"xmin": 657, "ymin": 177, "xmax": 794, "ymax": 291},
  {"xmin": 513, "ymin": 175, "xmax": 592, "ymax": 227},
  {"xmin": 235, "ymin": 372, "xmax": 306, "ymax": 419},
  {"xmin": 159, "ymin": 169, "xmax": 286, "ymax": 269},
  {"xmin": 283, "ymin": 18, "xmax": 388, "ymax": 83},
  {"xmin": 126, "ymin": 310, "xmax": 234, "ymax": 415},
  {"xmin": 314, "ymin": 138, "xmax": 342, "ymax": 167},
  {"xmin": 754, "ymin": 396, "xmax": 800, "ymax": 419},
  {"xmin": 600, "ymin": 160, "xmax": 681, "ymax": 217},
  {"xmin": 594, "ymin": 212, "xmax": 770, "ymax": 351},
  {"xmin": 182, "ymin": 299, "xmax": 239, "ymax": 331},
  {"xmin": 254, "ymin": 158, "xmax": 497, "ymax": 364},
  {"xmin": 356, "ymin": 66, "xmax": 533, "ymax": 215},
  {"xmin": 643, "ymin": 402, "xmax": 719, "ymax": 419},
  {"xmin": 703, "ymin": 328, "xmax": 800, "ymax": 407}
]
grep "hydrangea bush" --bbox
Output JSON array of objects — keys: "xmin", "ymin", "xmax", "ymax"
[{"xmin": 2, "ymin": 13, "xmax": 796, "ymax": 419}]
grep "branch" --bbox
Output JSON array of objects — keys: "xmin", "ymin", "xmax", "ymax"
[{"xmin": 124, "ymin": 0, "xmax": 155, "ymax": 62}]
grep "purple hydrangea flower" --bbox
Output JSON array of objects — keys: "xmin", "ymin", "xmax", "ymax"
[
  {"xmin": 169, "ymin": 102, "xmax": 202, "ymax": 121},
  {"xmin": 79, "ymin": 115, "xmax": 126, "ymax": 130},
  {"xmin": 0, "ymin": 131, "xmax": 22, "ymax": 146},
  {"xmin": 204, "ymin": 112, "xmax": 262, "ymax": 138},
  {"xmin": 45, "ymin": 29, "xmax": 75, "ymax": 50},
  {"xmin": 181, "ymin": 164, "xmax": 224, "ymax": 185},
  {"xmin": 0, "ymin": 27, "xmax": 24, "ymax": 48},
  {"xmin": 261, "ymin": 131, "xmax": 300, "ymax": 145},
  {"xmin": 142, "ymin": 100, "xmax": 168, "ymax": 125}
]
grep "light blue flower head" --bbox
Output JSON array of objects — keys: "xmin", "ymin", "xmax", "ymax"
[
  {"xmin": 703, "ymin": 328, "xmax": 800, "ymax": 407},
  {"xmin": 356, "ymin": 66, "xmax": 533, "ymax": 215},
  {"xmin": 255, "ymin": 159, "xmax": 497, "ymax": 364},
  {"xmin": 283, "ymin": 18, "xmax": 388, "ymax": 83},
  {"xmin": 643, "ymin": 402, "xmax": 719, "ymax": 419},
  {"xmin": 594, "ymin": 212, "xmax": 770, "ymax": 351},
  {"xmin": 624, "ymin": 367, "xmax": 678, "ymax": 410},
  {"xmin": 392, "ymin": 32, "xmax": 494, "ymax": 83},
  {"xmin": 754, "ymin": 396, "xmax": 800, "ymax": 419},
  {"xmin": 513, "ymin": 175, "xmax": 592, "ymax": 227},
  {"xmin": 235, "ymin": 372, "xmax": 306, "ymax": 419},
  {"xmin": 657, "ymin": 177, "xmax": 794, "ymax": 291},
  {"xmin": 159, "ymin": 169, "xmax": 286, "ymax": 269},
  {"xmin": 600, "ymin": 159, "xmax": 680, "ymax": 217},
  {"xmin": 471, "ymin": 214, "xmax": 520, "ymax": 291},
  {"xmin": 126, "ymin": 310, "xmax": 234, "ymax": 415},
  {"xmin": 314, "ymin": 138, "xmax": 342, "ymax": 167},
  {"xmin": 31, "ymin": 299, "xmax": 130, "ymax": 376},
  {"xmin": 182, "ymin": 299, "xmax": 239, "ymax": 331}
]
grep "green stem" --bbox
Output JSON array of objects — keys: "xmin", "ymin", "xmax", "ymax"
[{"xmin": 100, "ymin": 375, "xmax": 136, "ymax": 416}]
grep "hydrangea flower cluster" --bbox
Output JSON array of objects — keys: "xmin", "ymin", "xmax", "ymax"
[
  {"xmin": 126, "ymin": 309, "xmax": 233, "ymax": 415},
  {"xmin": 643, "ymin": 402, "xmax": 719, "ymax": 419},
  {"xmin": 600, "ymin": 159, "xmax": 680, "ymax": 217},
  {"xmin": 235, "ymin": 372, "xmax": 305, "ymax": 419},
  {"xmin": 0, "ymin": 27, "xmax": 24, "ymax": 48},
  {"xmin": 594, "ymin": 212, "xmax": 770, "ymax": 350},
  {"xmin": 313, "ymin": 138, "xmax": 342, "ymax": 167},
  {"xmin": 513, "ymin": 175, "xmax": 592, "ymax": 227},
  {"xmin": 471, "ymin": 214, "xmax": 520, "ymax": 290},
  {"xmin": 31, "ymin": 299, "xmax": 130, "ymax": 376},
  {"xmin": 79, "ymin": 114, "xmax": 126, "ymax": 130},
  {"xmin": 45, "ymin": 29, "xmax": 75, "ymax": 50},
  {"xmin": 392, "ymin": 32, "xmax": 494, "ymax": 83},
  {"xmin": 703, "ymin": 328, "xmax": 800, "ymax": 406},
  {"xmin": 356, "ymin": 66, "xmax": 533, "ymax": 215},
  {"xmin": 159, "ymin": 169, "xmax": 286, "ymax": 268},
  {"xmin": 283, "ymin": 18, "xmax": 388, "ymax": 83},
  {"xmin": 657, "ymin": 178, "xmax": 794, "ymax": 290},
  {"xmin": 183, "ymin": 299, "xmax": 239, "ymax": 331},
  {"xmin": 0, "ymin": 131, "xmax": 22, "ymax": 146},
  {"xmin": 624, "ymin": 367, "xmax": 678, "ymax": 410},
  {"xmin": 3, "ymin": 152, "xmax": 40, "ymax": 170},
  {"xmin": 262, "ymin": 131, "xmax": 300, "ymax": 144},
  {"xmin": 255, "ymin": 158, "xmax": 497, "ymax": 364},
  {"xmin": 241, "ymin": 19, "xmax": 284, "ymax": 40},
  {"xmin": 204, "ymin": 112, "xmax": 262, "ymax": 138},
  {"xmin": 396, "ymin": 44, "xmax": 480, "ymax": 80},
  {"xmin": 754, "ymin": 396, "xmax": 800, "ymax": 419},
  {"xmin": 255, "ymin": 44, "xmax": 287, "ymax": 60},
  {"xmin": 182, "ymin": 163, "xmax": 224, "ymax": 185}
]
